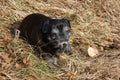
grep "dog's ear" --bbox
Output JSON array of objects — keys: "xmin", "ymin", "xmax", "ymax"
[
  {"xmin": 42, "ymin": 20, "xmax": 50, "ymax": 33},
  {"xmin": 62, "ymin": 19, "xmax": 71, "ymax": 28}
]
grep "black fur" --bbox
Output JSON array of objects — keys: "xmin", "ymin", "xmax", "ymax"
[{"xmin": 18, "ymin": 13, "xmax": 72, "ymax": 57}]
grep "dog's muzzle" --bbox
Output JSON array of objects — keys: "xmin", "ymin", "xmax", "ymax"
[{"xmin": 58, "ymin": 41, "xmax": 68, "ymax": 49}]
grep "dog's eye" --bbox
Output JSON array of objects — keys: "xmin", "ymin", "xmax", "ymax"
[
  {"xmin": 51, "ymin": 33, "xmax": 56, "ymax": 39},
  {"xmin": 65, "ymin": 30, "xmax": 70, "ymax": 33}
]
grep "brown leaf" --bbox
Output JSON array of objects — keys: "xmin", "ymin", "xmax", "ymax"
[
  {"xmin": 57, "ymin": 72, "xmax": 74, "ymax": 80},
  {"xmin": 23, "ymin": 58, "xmax": 27, "ymax": 64},
  {"xmin": 0, "ymin": 76, "xmax": 4, "ymax": 80},
  {"xmin": 106, "ymin": 38, "xmax": 113, "ymax": 42},
  {"xmin": 88, "ymin": 46, "xmax": 99, "ymax": 57},
  {"xmin": 15, "ymin": 63, "xmax": 22, "ymax": 69},
  {"xmin": 109, "ymin": 43, "xmax": 120, "ymax": 49},
  {"xmin": 62, "ymin": 73, "xmax": 74, "ymax": 78}
]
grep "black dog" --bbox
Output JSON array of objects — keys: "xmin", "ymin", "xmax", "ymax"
[{"xmin": 18, "ymin": 13, "xmax": 72, "ymax": 58}]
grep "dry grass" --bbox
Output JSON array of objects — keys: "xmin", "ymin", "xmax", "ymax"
[{"xmin": 0, "ymin": 0, "xmax": 120, "ymax": 80}]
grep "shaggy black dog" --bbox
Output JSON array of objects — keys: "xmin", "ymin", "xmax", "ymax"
[{"xmin": 18, "ymin": 13, "xmax": 72, "ymax": 58}]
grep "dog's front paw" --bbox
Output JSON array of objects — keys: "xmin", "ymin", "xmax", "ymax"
[
  {"xmin": 42, "ymin": 54, "xmax": 60, "ymax": 68},
  {"xmin": 65, "ymin": 49, "xmax": 73, "ymax": 55}
]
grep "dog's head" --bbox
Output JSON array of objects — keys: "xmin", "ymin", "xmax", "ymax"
[{"xmin": 42, "ymin": 19, "xmax": 71, "ymax": 52}]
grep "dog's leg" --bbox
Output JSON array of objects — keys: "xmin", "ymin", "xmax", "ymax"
[{"xmin": 42, "ymin": 53, "xmax": 60, "ymax": 68}]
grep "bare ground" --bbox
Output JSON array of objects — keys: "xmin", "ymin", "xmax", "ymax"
[{"xmin": 0, "ymin": 0, "xmax": 120, "ymax": 80}]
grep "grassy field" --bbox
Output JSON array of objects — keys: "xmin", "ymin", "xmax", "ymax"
[{"xmin": 0, "ymin": 0, "xmax": 120, "ymax": 80}]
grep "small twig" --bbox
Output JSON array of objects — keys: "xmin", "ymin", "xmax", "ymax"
[
  {"xmin": 68, "ymin": 61, "xmax": 72, "ymax": 71},
  {"xmin": 27, "ymin": 53, "xmax": 32, "ymax": 62},
  {"xmin": 1, "ymin": 72, "xmax": 13, "ymax": 80}
]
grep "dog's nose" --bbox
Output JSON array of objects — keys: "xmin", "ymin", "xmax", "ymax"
[
  {"xmin": 63, "ymin": 43, "xmax": 67, "ymax": 47},
  {"xmin": 59, "ymin": 42, "xmax": 67, "ymax": 48}
]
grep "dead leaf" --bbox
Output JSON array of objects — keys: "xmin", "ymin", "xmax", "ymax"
[
  {"xmin": 0, "ymin": 76, "xmax": 3, "ymax": 80},
  {"xmin": 15, "ymin": 63, "xmax": 22, "ymax": 69},
  {"xmin": 111, "ymin": 39, "xmax": 120, "ymax": 49},
  {"xmin": 23, "ymin": 58, "xmax": 27, "ymax": 64},
  {"xmin": 106, "ymin": 38, "xmax": 113, "ymax": 42},
  {"xmin": 62, "ymin": 73, "xmax": 74, "ymax": 78},
  {"xmin": 88, "ymin": 46, "xmax": 99, "ymax": 57},
  {"xmin": 57, "ymin": 72, "xmax": 74, "ymax": 80},
  {"xmin": 109, "ymin": 43, "xmax": 120, "ymax": 49}
]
